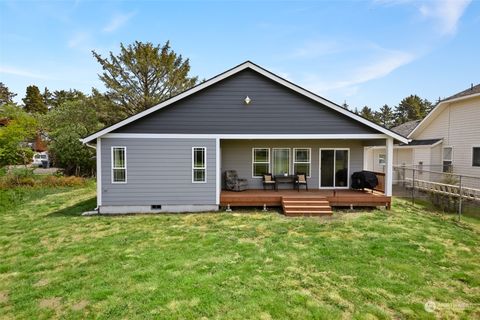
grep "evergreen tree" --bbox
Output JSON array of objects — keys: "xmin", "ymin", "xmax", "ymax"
[
  {"xmin": 394, "ymin": 95, "xmax": 432, "ymax": 126},
  {"xmin": 93, "ymin": 41, "xmax": 199, "ymax": 116},
  {"xmin": 375, "ymin": 104, "xmax": 395, "ymax": 128},
  {"xmin": 359, "ymin": 106, "xmax": 377, "ymax": 123},
  {"xmin": 51, "ymin": 89, "xmax": 86, "ymax": 108},
  {"xmin": 23, "ymin": 85, "xmax": 47, "ymax": 114},
  {"xmin": 42, "ymin": 87, "xmax": 54, "ymax": 109},
  {"xmin": 341, "ymin": 101, "xmax": 349, "ymax": 110},
  {"xmin": 0, "ymin": 82, "xmax": 17, "ymax": 105}
]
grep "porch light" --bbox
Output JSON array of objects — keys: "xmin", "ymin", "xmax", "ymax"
[{"xmin": 244, "ymin": 96, "xmax": 251, "ymax": 105}]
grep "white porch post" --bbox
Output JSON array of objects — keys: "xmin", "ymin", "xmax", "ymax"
[
  {"xmin": 385, "ymin": 137, "xmax": 394, "ymax": 196},
  {"xmin": 215, "ymin": 138, "xmax": 221, "ymax": 205},
  {"xmin": 96, "ymin": 138, "xmax": 102, "ymax": 208}
]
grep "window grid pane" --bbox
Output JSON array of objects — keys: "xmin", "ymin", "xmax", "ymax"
[
  {"xmin": 253, "ymin": 148, "xmax": 270, "ymax": 177},
  {"xmin": 294, "ymin": 149, "xmax": 310, "ymax": 176},
  {"xmin": 473, "ymin": 147, "xmax": 480, "ymax": 167},
  {"xmin": 192, "ymin": 147, "xmax": 206, "ymax": 182},
  {"xmin": 443, "ymin": 147, "xmax": 452, "ymax": 161},
  {"xmin": 194, "ymin": 148, "xmax": 205, "ymax": 169},
  {"xmin": 113, "ymin": 148, "xmax": 125, "ymax": 169}
]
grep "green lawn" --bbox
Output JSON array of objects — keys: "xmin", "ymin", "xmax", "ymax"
[{"xmin": 0, "ymin": 182, "xmax": 479, "ymax": 319}]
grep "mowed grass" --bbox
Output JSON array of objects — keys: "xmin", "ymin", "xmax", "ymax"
[{"xmin": 0, "ymin": 183, "xmax": 479, "ymax": 319}]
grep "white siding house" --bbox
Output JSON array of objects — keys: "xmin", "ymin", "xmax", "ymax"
[{"xmin": 365, "ymin": 84, "xmax": 480, "ymax": 181}]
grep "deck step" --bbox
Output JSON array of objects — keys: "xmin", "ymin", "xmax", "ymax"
[{"xmin": 282, "ymin": 196, "xmax": 332, "ymax": 216}]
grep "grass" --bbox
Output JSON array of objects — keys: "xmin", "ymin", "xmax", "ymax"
[{"xmin": 0, "ymin": 182, "xmax": 479, "ymax": 319}]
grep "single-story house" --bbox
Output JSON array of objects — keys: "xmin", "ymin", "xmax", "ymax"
[
  {"xmin": 364, "ymin": 84, "xmax": 480, "ymax": 181},
  {"xmin": 82, "ymin": 61, "xmax": 408, "ymax": 214}
]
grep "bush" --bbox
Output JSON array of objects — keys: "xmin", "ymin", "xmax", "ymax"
[
  {"xmin": 428, "ymin": 174, "xmax": 459, "ymax": 213},
  {"xmin": 0, "ymin": 169, "xmax": 86, "ymax": 189}
]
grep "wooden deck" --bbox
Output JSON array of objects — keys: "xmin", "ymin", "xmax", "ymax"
[{"xmin": 220, "ymin": 189, "xmax": 391, "ymax": 212}]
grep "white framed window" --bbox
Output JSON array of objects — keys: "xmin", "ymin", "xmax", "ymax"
[
  {"xmin": 272, "ymin": 148, "xmax": 291, "ymax": 176},
  {"xmin": 252, "ymin": 148, "xmax": 270, "ymax": 178},
  {"xmin": 472, "ymin": 147, "xmax": 480, "ymax": 167},
  {"xmin": 378, "ymin": 154, "xmax": 386, "ymax": 166},
  {"xmin": 442, "ymin": 147, "xmax": 453, "ymax": 172},
  {"xmin": 111, "ymin": 146, "xmax": 127, "ymax": 183},
  {"xmin": 192, "ymin": 147, "xmax": 206, "ymax": 183},
  {"xmin": 293, "ymin": 148, "xmax": 311, "ymax": 177}
]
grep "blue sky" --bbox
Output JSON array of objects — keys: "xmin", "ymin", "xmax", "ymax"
[{"xmin": 1, "ymin": 0, "xmax": 478, "ymax": 110}]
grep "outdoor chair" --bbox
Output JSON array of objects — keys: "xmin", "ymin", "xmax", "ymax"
[
  {"xmin": 294, "ymin": 173, "xmax": 308, "ymax": 191},
  {"xmin": 224, "ymin": 170, "xmax": 248, "ymax": 192},
  {"xmin": 262, "ymin": 173, "xmax": 276, "ymax": 190}
]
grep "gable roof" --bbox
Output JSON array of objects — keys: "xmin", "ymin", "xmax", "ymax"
[
  {"xmin": 82, "ymin": 61, "xmax": 409, "ymax": 144},
  {"xmin": 391, "ymin": 120, "xmax": 420, "ymax": 137},
  {"xmin": 409, "ymin": 83, "xmax": 480, "ymax": 138}
]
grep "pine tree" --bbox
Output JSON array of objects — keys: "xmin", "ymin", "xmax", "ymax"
[
  {"xmin": 43, "ymin": 87, "xmax": 53, "ymax": 110},
  {"xmin": 23, "ymin": 85, "xmax": 47, "ymax": 114},
  {"xmin": 0, "ymin": 82, "xmax": 17, "ymax": 105},
  {"xmin": 93, "ymin": 41, "xmax": 199, "ymax": 117},
  {"xmin": 359, "ymin": 106, "xmax": 377, "ymax": 123},
  {"xmin": 394, "ymin": 95, "xmax": 432, "ymax": 126},
  {"xmin": 375, "ymin": 104, "xmax": 395, "ymax": 128}
]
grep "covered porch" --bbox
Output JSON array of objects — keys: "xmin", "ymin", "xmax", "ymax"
[{"xmin": 218, "ymin": 137, "xmax": 394, "ymax": 215}]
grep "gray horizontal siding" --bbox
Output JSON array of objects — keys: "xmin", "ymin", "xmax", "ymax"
[
  {"xmin": 116, "ymin": 69, "xmax": 378, "ymax": 135},
  {"xmin": 101, "ymin": 138, "xmax": 216, "ymax": 206},
  {"xmin": 221, "ymin": 140, "xmax": 365, "ymax": 189}
]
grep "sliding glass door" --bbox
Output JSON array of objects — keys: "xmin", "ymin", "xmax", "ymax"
[
  {"xmin": 272, "ymin": 148, "xmax": 290, "ymax": 176},
  {"xmin": 319, "ymin": 149, "xmax": 349, "ymax": 188}
]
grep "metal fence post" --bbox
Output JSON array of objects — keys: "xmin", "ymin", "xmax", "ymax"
[
  {"xmin": 458, "ymin": 175, "xmax": 462, "ymax": 220},
  {"xmin": 412, "ymin": 168, "xmax": 415, "ymax": 205}
]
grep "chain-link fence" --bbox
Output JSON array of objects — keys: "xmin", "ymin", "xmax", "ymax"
[{"xmin": 393, "ymin": 165, "xmax": 480, "ymax": 218}]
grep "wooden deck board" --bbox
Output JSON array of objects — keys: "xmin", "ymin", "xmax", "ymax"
[{"xmin": 220, "ymin": 189, "xmax": 391, "ymax": 209}]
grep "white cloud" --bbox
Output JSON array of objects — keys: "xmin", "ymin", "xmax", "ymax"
[
  {"xmin": 103, "ymin": 11, "xmax": 136, "ymax": 33},
  {"xmin": 68, "ymin": 31, "xmax": 90, "ymax": 48},
  {"xmin": 301, "ymin": 50, "xmax": 415, "ymax": 94},
  {"xmin": 0, "ymin": 65, "xmax": 50, "ymax": 79},
  {"xmin": 375, "ymin": 0, "xmax": 471, "ymax": 35},
  {"xmin": 419, "ymin": 0, "xmax": 471, "ymax": 35}
]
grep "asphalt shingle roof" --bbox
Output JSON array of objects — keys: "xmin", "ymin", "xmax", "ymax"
[
  {"xmin": 444, "ymin": 83, "xmax": 480, "ymax": 101},
  {"xmin": 391, "ymin": 120, "xmax": 420, "ymax": 137}
]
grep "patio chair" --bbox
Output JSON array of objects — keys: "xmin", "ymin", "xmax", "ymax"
[
  {"xmin": 262, "ymin": 173, "xmax": 276, "ymax": 190},
  {"xmin": 224, "ymin": 170, "xmax": 248, "ymax": 192},
  {"xmin": 294, "ymin": 173, "xmax": 308, "ymax": 191}
]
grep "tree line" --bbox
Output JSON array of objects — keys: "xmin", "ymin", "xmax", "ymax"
[
  {"xmin": 0, "ymin": 40, "xmax": 434, "ymax": 175},
  {"xmin": 342, "ymin": 96, "xmax": 434, "ymax": 129}
]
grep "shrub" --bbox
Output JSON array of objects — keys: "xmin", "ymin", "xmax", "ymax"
[
  {"xmin": 0, "ymin": 169, "xmax": 86, "ymax": 189},
  {"xmin": 428, "ymin": 174, "xmax": 459, "ymax": 213}
]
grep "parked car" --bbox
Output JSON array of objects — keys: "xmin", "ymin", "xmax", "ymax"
[{"xmin": 32, "ymin": 152, "xmax": 49, "ymax": 168}]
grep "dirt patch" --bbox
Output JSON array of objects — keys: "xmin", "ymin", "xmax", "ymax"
[
  {"xmin": 39, "ymin": 297, "xmax": 62, "ymax": 310},
  {"xmin": 34, "ymin": 279, "xmax": 50, "ymax": 287},
  {"xmin": 71, "ymin": 300, "xmax": 88, "ymax": 311},
  {"xmin": 0, "ymin": 292, "xmax": 8, "ymax": 303}
]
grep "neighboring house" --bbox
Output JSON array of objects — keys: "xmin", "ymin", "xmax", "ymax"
[
  {"xmin": 365, "ymin": 84, "xmax": 480, "ymax": 180},
  {"xmin": 82, "ymin": 61, "xmax": 407, "ymax": 214}
]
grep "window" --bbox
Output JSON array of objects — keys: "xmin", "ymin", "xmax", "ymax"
[
  {"xmin": 473, "ymin": 147, "xmax": 480, "ymax": 167},
  {"xmin": 442, "ymin": 147, "xmax": 453, "ymax": 172},
  {"xmin": 192, "ymin": 147, "xmax": 206, "ymax": 183},
  {"xmin": 293, "ymin": 148, "xmax": 311, "ymax": 177},
  {"xmin": 112, "ymin": 147, "xmax": 126, "ymax": 183},
  {"xmin": 378, "ymin": 154, "xmax": 386, "ymax": 166},
  {"xmin": 272, "ymin": 148, "xmax": 290, "ymax": 176},
  {"xmin": 252, "ymin": 148, "xmax": 270, "ymax": 177}
]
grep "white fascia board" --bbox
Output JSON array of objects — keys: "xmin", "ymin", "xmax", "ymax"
[
  {"xmin": 102, "ymin": 133, "xmax": 389, "ymax": 140},
  {"xmin": 82, "ymin": 61, "xmax": 409, "ymax": 144},
  {"xmin": 408, "ymin": 92, "xmax": 480, "ymax": 138}
]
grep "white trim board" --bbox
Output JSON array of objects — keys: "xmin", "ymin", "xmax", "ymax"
[
  {"xmin": 81, "ymin": 61, "xmax": 409, "ymax": 144},
  {"xmin": 100, "ymin": 133, "xmax": 390, "ymax": 140}
]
